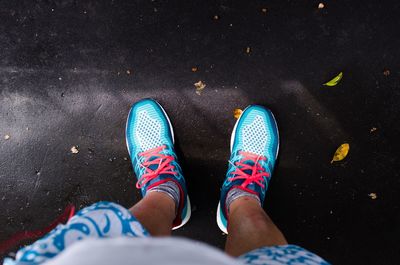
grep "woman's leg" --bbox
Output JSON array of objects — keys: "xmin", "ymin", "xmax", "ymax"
[
  {"xmin": 129, "ymin": 192, "xmax": 176, "ymax": 236},
  {"xmin": 225, "ymin": 197, "xmax": 287, "ymax": 257},
  {"xmin": 215, "ymin": 105, "xmax": 285, "ymax": 256},
  {"xmin": 230, "ymin": 199, "xmax": 331, "ymax": 265},
  {"xmin": 126, "ymin": 98, "xmax": 191, "ymax": 232}
]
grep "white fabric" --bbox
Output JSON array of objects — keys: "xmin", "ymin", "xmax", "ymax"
[{"xmin": 43, "ymin": 237, "xmax": 243, "ymax": 265}]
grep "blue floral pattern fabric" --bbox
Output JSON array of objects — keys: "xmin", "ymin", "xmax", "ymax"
[
  {"xmin": 239, "ymin": 245, "xmax": 330, "ymax": 265},
  {"xmin": 3, "ymin": 201, "xmax": 329, "ymax": 265},
  {"xmin": 4, "ymin": 202, "xmax": 149, "ymax": 265}
]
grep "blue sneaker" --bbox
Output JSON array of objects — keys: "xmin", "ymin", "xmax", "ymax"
[
  {"xmin": 217, "ymin": 105, "xmax": 279, "ymax": 234},
  {"xmin": 126, "ymin": 98, "xmax": 191, "ymax": 229}
]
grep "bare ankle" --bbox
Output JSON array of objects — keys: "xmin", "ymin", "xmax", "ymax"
[
  {"xmin": 225, "ymin": 198, "xmax": 287, "ymax": 256},
  {"xmin": 229, "ymin": 195, "xmax": 262, "ymax": 215}
]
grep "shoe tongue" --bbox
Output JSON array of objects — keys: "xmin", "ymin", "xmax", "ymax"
[
  {"xmin": 243, "ymin": 182, "xmax": 261, "ymax": 192},
  {"xmin": 144, "ymin": 155, "xmax": 177, "ymax": 178},
  {"xmin": 241, "ymin": 159, "xmax": 256, "ymax": 175},
  {"xmin": 146, "ymin": 155, "xmax": 162, "ymax": 171},
  {"xmin": 146, "ymin": 174, "xmax": 173, "ymax": 187}
]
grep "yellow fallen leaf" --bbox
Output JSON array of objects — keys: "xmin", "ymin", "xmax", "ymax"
[
  {"xmin": 324, "ymin": 72, "xmax": 343, "ymax": 86},
  {"xmin": 233, "ymin": 108, "xmax": 243, "ymax": 119},
  {"xmin": 331, "ymin": 143, "xmax": 349, "ymax": 163}
]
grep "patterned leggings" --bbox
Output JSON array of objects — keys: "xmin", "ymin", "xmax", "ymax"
[{"xmin": 3, "ymin": 202, "xmax": 329, "ymax": 265}]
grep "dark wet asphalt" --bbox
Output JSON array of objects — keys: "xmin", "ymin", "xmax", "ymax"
[{"xmin": 0, "ymin": 1, "xmax": 399, "ymax": 264}]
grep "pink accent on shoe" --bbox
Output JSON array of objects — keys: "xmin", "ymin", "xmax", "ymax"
[
  {"xmin": 228, "ymin": 151, "xmax": 270, "ymax": 189},
  {"xmin": 136, "ymin": 145, "xmax": 177, "ymax": 189}
]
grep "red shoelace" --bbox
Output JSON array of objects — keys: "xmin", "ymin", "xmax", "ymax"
[
  {"xmin": 136, "ymin": 145, "xmax": 177, "ymax": 189},
  {"xmin": 228, "ymin": 151, "xmax": 270, "ymax": 188}
]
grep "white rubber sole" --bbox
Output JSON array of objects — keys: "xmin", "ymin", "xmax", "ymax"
[
  {"xmin": 216, "ymin": 106, "xmax": 280, "ymax": 234},
  {"xmin": 125, "ymin": 99, "xmax": 191, "ymax": 230},
  {"xmin": 216, "ymin": 202, "xmax": 228, "ymax": 234}
]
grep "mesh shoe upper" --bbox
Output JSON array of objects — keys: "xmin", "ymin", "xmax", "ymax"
[
  {"xmin": 231, "ymin": 106, "xmax": 279, "ymax": 171},
  {"xmin": 126, "ymin": 100, "xmax": 174, "ymax": 158}
]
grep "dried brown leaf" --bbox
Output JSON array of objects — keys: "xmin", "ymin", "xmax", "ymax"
[
  {"xmin": 194, "ymin": 81, "xmax": 206, "ymax": 95},
  {"xmin": 233, "ymin": 108, "xmax": 243, "ymax": 119}
]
